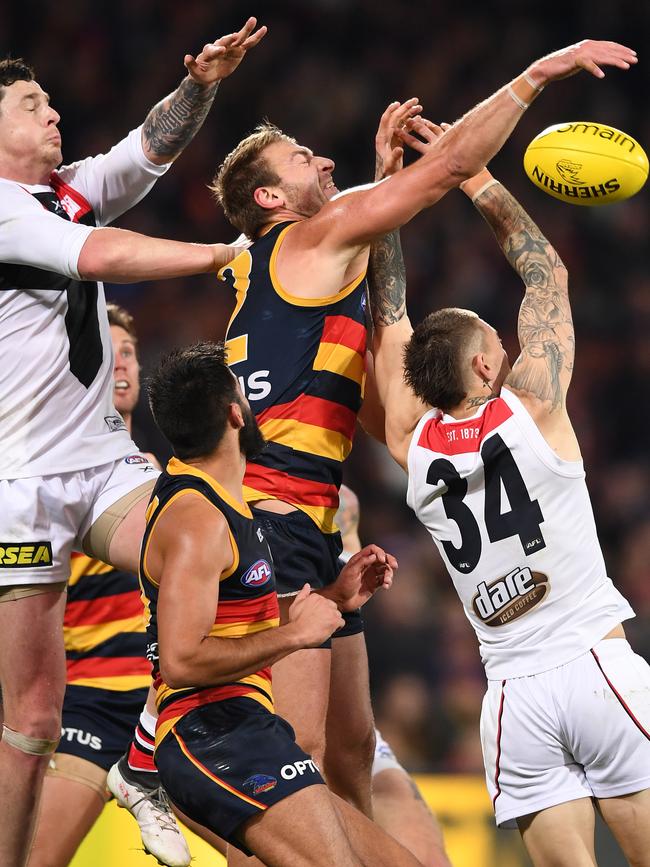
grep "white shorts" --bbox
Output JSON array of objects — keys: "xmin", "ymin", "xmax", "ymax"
[
  {"xmin": 481, "ymin": 638, "xmax": 650, "ymax": 828},
  {"xmin": 0, "ymin": 451, "xmax": 159, "ymax": 587}
]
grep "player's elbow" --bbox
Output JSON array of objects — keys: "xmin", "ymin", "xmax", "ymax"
[{"xmin": 159, "ymin": 652, "xmax": 195, "ymax": 690}]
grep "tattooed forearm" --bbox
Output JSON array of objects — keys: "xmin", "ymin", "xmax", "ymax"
[
  {"xmin": 472, "ymin": 182, "xmax": 574, "ymax": 409},
  {"xmin": 142, "ymin": 77, "xmax": 219, "ymax": 161},
  {"xmin": 368, "ymin": 230, "xmax": 407, "ymax": 326}
]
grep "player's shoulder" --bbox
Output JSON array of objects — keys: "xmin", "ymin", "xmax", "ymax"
[{"xmin": 152, "ymin": 488, "xmax": 230, "ymax": 552}]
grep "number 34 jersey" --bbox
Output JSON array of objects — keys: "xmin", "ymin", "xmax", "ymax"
[{"xmin": 407, "ymin": 387, "xmax": 633, "ymax": 680}]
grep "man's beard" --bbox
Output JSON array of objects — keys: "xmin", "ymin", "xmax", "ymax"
[
  {"xmin": 238, "ymin": 402, "xmax": 267, "ymax": 461},
  {"xmin": 283, "ymin": 181, "xmax": 325, "ymax": 218}
]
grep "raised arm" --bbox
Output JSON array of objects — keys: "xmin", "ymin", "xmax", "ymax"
[
  {"xmin": 368, "ymin": 227, "xmax": 428, "ymax": 470},
  {"xmin": 462, "ymin": 169, "xmax": 581, "ymax": 458},
  {"xmin": 301, "ymin": 39, "xmax": 636, "ymax": 252},
  {"xmin": 141, "ymin": 18, "xmax": 266, "ymax": 165},
  {"xmin": 462, "ymin": 169, "xmax": 573, "ymax": 410}
]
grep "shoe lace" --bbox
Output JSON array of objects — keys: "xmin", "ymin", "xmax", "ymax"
[{"xmin": 131, "ymin": 785, "xmax": 181, "ymax": 833}]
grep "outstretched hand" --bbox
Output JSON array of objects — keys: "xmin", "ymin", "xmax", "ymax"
[
  {"xmin": 375, "ymin": 98, "xmax": 423, "ymax": 180},
  {"xmin": 184, "ymin": 17, "xmax": 267, "ymax": 86},
  {"xmin": 329, "ymin": 544, "xmax": 398, "ymax": 611},
  {"xmin": 529, "ymin": 39, "xmax": 637, "ymax": 86}
]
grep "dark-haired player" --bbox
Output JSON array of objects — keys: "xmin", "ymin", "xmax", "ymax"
[
  {"xmin": 0, "ymin": 20, "xmax": 265, "ymax": 865},
  {"xmin": 209, "ymin": 37, "xmax": 636, "ymax": 820},
  {"xmin": 140, "ymin": 339, "xmax": 432, "ymax": 866},
  {"xmin": 369, "ymin": 152, "xmax": 650, "ymax": 865}
]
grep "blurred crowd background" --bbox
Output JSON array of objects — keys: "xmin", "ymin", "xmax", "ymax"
[{"xmin": 5, "ymin": 1, "xmax": 649, "ymax": 779}]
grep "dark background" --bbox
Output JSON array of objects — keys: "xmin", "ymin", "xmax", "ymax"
[{"xmin": 5, "ymin": 1, "xmax": 649, "ymax": 777}]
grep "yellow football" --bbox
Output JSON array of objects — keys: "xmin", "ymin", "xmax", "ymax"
[{"xmin": 523, "ymin": 121, "xmax": 648, "ymax": 206}]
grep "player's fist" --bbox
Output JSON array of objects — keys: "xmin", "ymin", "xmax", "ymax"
[{"xmin": 287, "ymin": 584, "xmax": 344, "ymax": 647}]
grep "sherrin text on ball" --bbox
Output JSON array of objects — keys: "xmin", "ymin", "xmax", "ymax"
[{"xmin": 524, "ymin": 121, "xmax": 648, "ymax": 205}]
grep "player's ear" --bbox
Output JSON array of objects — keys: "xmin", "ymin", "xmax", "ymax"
[
  {"xmin": 254, "ymin": 185, "xmax": 283, "ymax": 210},
  {"xmin": 471, "ymin": 352, "xmax": 488, "ymax": 379},
  {"xmin": 228, "ymin": 401, "xmax": 245, "ymax": 429}
]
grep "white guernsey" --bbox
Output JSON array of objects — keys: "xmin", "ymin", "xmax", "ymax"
[
  {"xmin": 407, "ymin": 386, "xmax": 633, "ymax": 679},
  {"xmin": 0, "ymin": 126, "xmax": 168, "ymax": 479}
]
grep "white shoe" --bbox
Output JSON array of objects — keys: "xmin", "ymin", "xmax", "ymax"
[{"xmin": 107, "ymin": 761, "xmax": 191, "ymax": 867}]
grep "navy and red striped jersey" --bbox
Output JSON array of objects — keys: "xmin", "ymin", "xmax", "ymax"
[
  {"xmin": 221, "ymin": 221, "xmax": 368, "ymax": 533},
  {"xmin": 139, "ymin": 458, "xmax": 279, "ymax": 746}
]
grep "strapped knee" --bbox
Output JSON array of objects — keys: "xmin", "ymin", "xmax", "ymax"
[{"xmin": 2, "ymin": 724, "xmax": 60, "ymax": 756}]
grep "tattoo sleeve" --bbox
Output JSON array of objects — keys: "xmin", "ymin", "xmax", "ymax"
[
  {"xmin": 368, "ymin": 230, "xmax": 407, "ymax": 327},
  {"xmin": 142, "ymin": 77, "xmax": 219, "ymax": 161},
  {"xmin": 472, "ymin": 183, "xmax": 573, "ymax": 410}
]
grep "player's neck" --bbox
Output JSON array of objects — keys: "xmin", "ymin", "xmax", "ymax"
[
  {"xmin": 449, "ymin": 390, "xmax": 497, "ymax": 420},
  {"xmin": 184, "ymin": 448, "xmax": 247, "ymax": 507},
  {"xmin": 260, "ymin": 209, "xmax": 305, "ymax": 232}
]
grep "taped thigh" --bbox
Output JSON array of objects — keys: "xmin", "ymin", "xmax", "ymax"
[
  {"xmin": 2, "ymin": 724, "xmax": 60, "ymax": 756},
  {"xmin": 0, "ymin": 582, "xmax": 67, "ymax": 603},
  {"xmin": 82, "ymin": 479, "xmax": 154, "ymax": 563},
  {"xmin": 47, "ymin": 752, "xmax": 110, "ymax": 802}
]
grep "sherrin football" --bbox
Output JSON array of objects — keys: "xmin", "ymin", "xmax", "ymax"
[{"xmin": 523, "ymin": 121, "xmax": 648, "ymax": 206}]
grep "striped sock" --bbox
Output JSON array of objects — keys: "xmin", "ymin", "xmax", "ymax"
[{"xmin": 126, "ymin": 707, "xmax": 157, "ymax": 775}]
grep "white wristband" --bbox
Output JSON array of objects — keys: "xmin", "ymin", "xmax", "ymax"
[
  {"xmin": 471, "ymin": 178, "xmax": 501, "ymax": 203},
  {"xmin": 523, "ymin": 72, "xmax": 545, "ymax": 92},
  {"xmin": 507, "ymin": 85, "xmax": 529, "ymax": 110}
]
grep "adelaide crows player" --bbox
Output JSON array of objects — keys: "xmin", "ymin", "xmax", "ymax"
[
  {"xmin": 141, "ymin": 340, "xmax": 430, "ymax": 867},
  {"xmin": 211, "ymin": 39, "xmax": 637, "ymax": 818}
]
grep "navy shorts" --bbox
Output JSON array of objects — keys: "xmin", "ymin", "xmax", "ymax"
[
  {"xmin": 155, "ymin": 697, "xmax": 324, "ymax": 854},
  {"xmin": 253, "ymin": 509, "xmax": 363, "ymax": 646},
  {"xmin": 253, "ymin": 508, "xmax": 342, "ymax": 596},
  {"xmin": 57, "ymin": 684, "xmax": 148, "ymax": 771}
]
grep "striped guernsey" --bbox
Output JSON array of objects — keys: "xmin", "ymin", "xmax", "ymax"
[
  {"xmin": 221, "ymin": 221, "xmax": 368, "ymax": 534},
  {"xmin": 139, "ymin": 458, "xmax": 280, "ymax": 747}
]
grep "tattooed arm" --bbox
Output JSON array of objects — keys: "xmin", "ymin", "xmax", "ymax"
[
  {"xmin": 142, "ymin": 18, "xmax": 266, "ymax": 165},
  {"xmin": 465, "ymin": 170, "xmax": 572, "ymax": 410},
  {"xmin": 368, "ymin": 229, "xmax": 429, "ymax": 469}
]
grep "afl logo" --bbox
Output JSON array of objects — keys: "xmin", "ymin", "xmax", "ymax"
[{"xmin": 242, "ymin": 559, "xmax": 272, "ymax": 588}]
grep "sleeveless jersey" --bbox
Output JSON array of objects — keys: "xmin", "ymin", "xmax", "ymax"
[
  {"xmin": 0, "ymin": 127, "xmax": 168, "ymax": 479},
  {"xmin": 64, "ymin": 552, "xmax": 150, "ymax": 691},
  {"xmin": 407, "ymin": 387, "xmax": 634, "ymax": 680},
  {"xmin": 221, "ymin": 221, "xmax": 368, "ymax": 533},
  {"xmin": 139, "ymin": 458, "xmax": 280, "ymax": 746}
]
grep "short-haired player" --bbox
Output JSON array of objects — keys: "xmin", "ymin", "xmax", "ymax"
[{"xmin": 369, "ymin": 142, "xmax": 650, "ymax": 865}]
